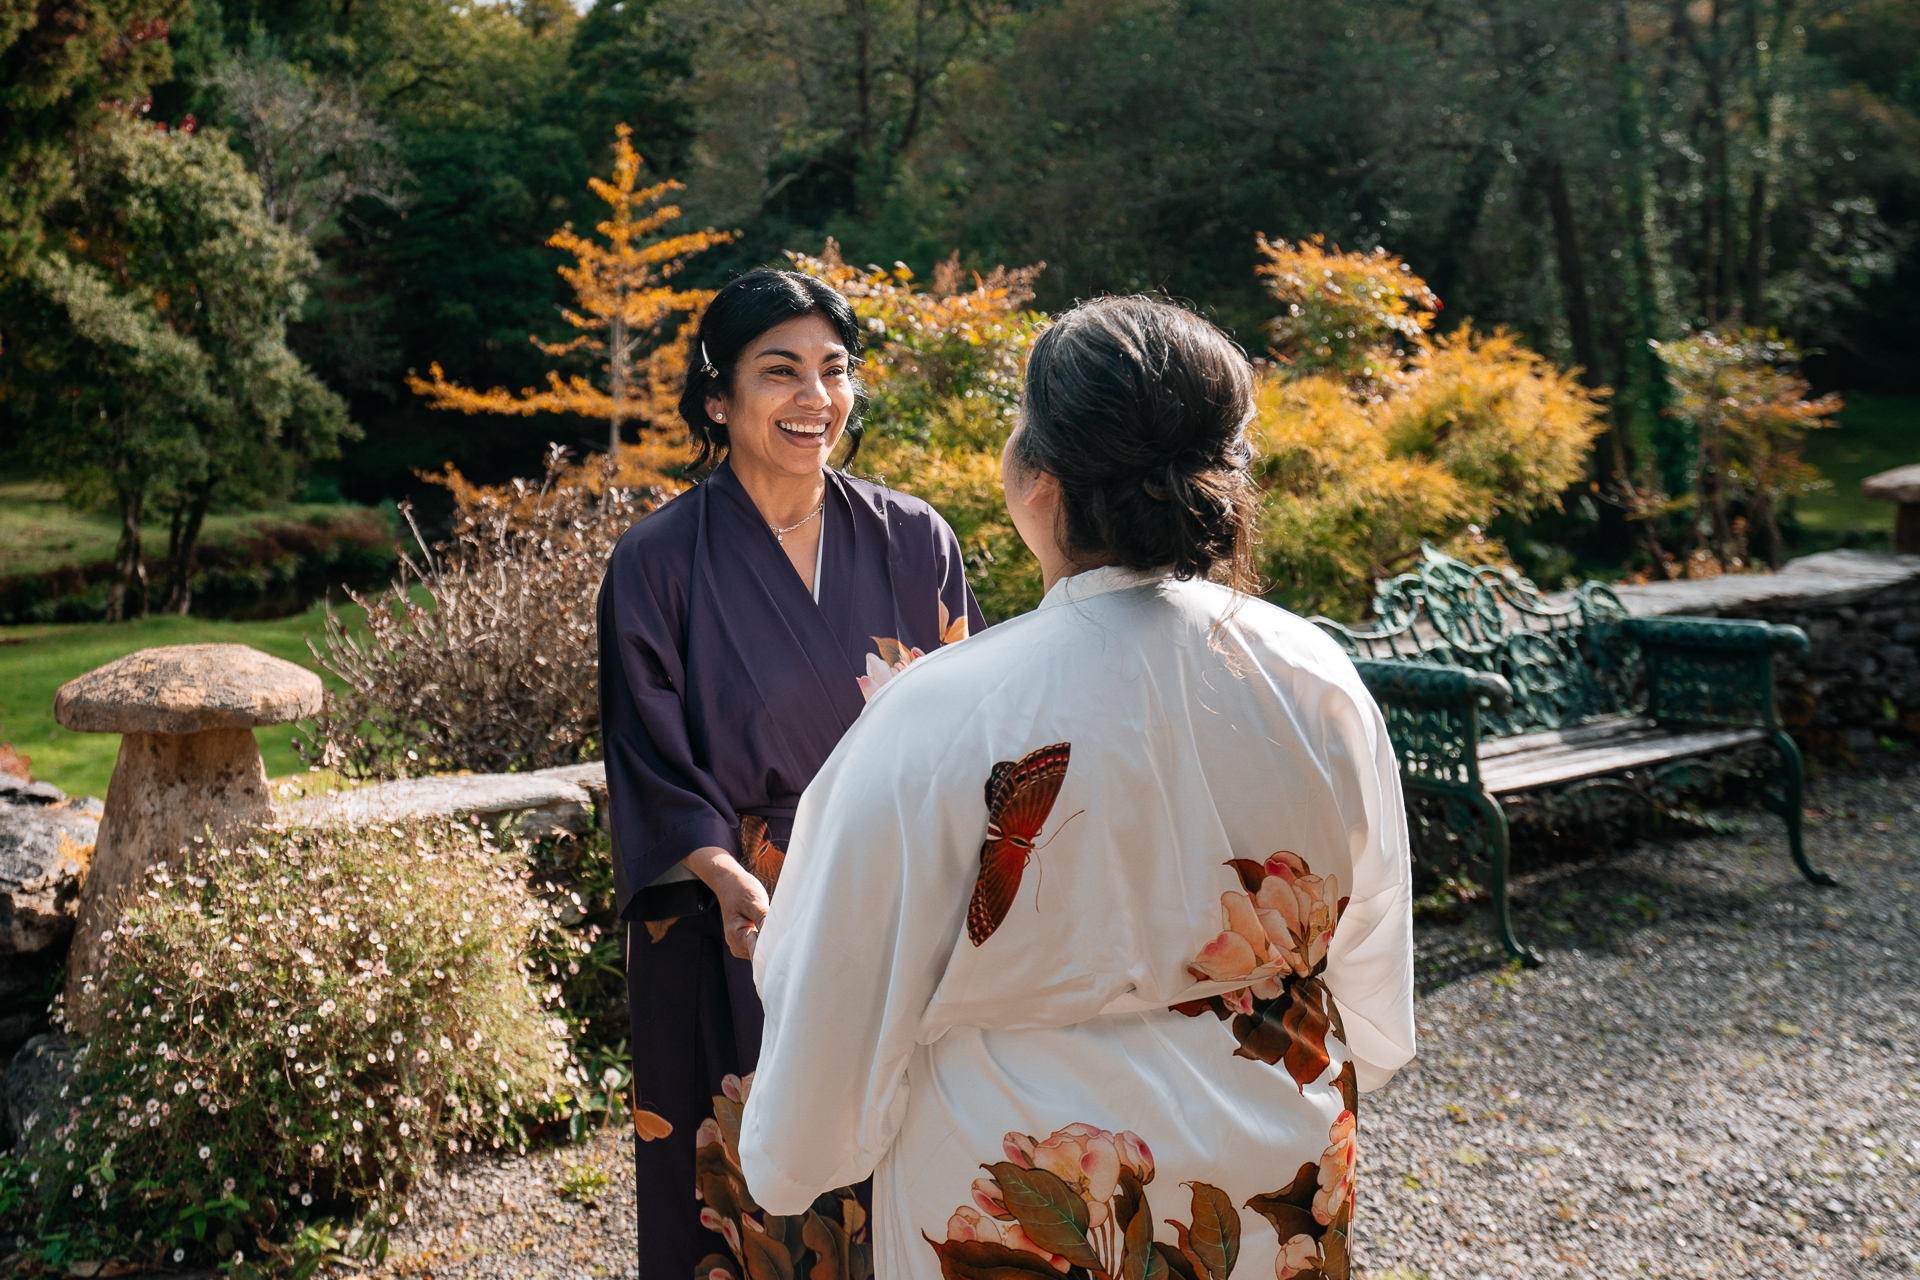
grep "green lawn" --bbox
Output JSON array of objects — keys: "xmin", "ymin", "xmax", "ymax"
[
  {"xmin": 0, "ymin": 604, "xmax": 367, "ymax": 800},
  {"xmin": 1796, "ymin": 393, "xmax": 1920, "ymax": 538},
  {"xmin": 0, "ymin": 481, "xmax": 385, "ymax": 580}
]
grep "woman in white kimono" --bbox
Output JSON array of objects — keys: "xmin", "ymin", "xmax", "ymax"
[{"xmin": 726, "ymin": 296, "xmax": 1416, "ymax": 1280}]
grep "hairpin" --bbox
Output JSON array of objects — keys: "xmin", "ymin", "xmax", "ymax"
[{"xmin": 699, "ymin": 341, "xmax": 718, "ymax": 379}]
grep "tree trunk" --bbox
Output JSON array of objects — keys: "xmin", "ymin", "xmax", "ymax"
[
  {"xmin": 107, "ymin": 480, "xmax": 147, "ymax": 623},
  {"xmin": 608, "ymin": 310, "xmax": 628, "ymax": 457},
  {"xmin": 1741, "ymin": 168, "xmax": 1768, "ymax": 324},
  {"xmin": 1428, "ymin": 146, "xmax": 1500, "ymax": 314},
  {"xmin": 1541, "ymin": 157, "xmax": 1635, "ymax": 510},
  {"xmin": 161, "ymin": 485, "xmax": 213, "ymax": 615}
]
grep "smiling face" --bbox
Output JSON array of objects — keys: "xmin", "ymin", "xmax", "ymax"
[{"xmin": 706, "ymin": 314, "xmax": 856, "ymax": 483}]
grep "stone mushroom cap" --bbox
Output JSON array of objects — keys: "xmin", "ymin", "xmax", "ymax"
[
  {"xmin": 1863, "ymin": 463, "xmax": 1920, "ymax": 505},
  {"xmin": 54, "ymin": 644, "xmax": 323, "ymax": 735}
]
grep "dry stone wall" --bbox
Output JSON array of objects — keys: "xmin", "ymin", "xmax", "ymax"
[{"xmin": 1611, "ymin": 549, "xmax": 1920, "ymax": 761}]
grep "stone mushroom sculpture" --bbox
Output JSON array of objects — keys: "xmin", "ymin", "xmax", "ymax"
[
  {"xmin": 1863, "ymin": 463, "xmax": 1920, "ymax": 555},
  {"xmin": 54, "ymin": 644, "xmax": 322, "ymax": 1023}
]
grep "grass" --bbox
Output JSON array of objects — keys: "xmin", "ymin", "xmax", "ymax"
[
  {"xmin": 0, "ymin": 602, "xmax": 366, "ymax": 800},
  {"xmin": 0, "ymin": 481, "xmax": 386, "ymax": 580},
  {"xmin": 1795, "ymin": 393, "xmax": 1920, "ymax": 537}
]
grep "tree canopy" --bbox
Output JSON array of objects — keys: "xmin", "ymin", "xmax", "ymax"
[{"xmin": 2, "ymin": 0, "xmax": 1916, "ymax": 581}]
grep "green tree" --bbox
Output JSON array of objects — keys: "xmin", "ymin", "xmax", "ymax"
[
  {"xmin": 2, "ymin": 114, "xmax": 353, "ymax": 617},
  {"xmin": 0, "ymin": 0, "xmax": 184, "ymax": 266}
]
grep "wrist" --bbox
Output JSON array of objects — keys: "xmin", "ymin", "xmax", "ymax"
[{"xmin": 684, "ymin": 846, "xmax": 746, "ymax": 893}]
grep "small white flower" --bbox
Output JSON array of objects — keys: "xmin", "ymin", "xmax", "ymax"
[
  {"xmin": 173, "ymin": 1249, "xmax": 185, "ymax": 1262},
  {"xmin": 311, "ymin": 1143, "xmax": 325, "ymax": 1160},
  {"xmin": 390, "ymin": 1031, "xmax": 403, "ymax": 1044},
  {"xmin": 199, "ymin": 1145, "xmax": 211, "ymax": 1159},
  {"xmin": 173, "ymin": 1082, "xmax": 187, "ymax": 1095},
  {"xmin": 301, "ymin": 1193, "xmax": 313, "ymax": 1206},
  {"xmin": 398, "ymin": 1122, "xmax": 410, "ymax": 1136}
]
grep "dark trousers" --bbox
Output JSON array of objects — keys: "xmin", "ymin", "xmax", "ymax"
[{"xmin": 627, "ymin": 906, "xmax": 763, "ymax": 1279}]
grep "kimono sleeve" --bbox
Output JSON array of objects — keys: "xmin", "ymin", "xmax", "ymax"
[
  {"xmin": 1318, "ymin": 679, "xmax": 1418, "ymax": 1092},
  {"xmin": 737, "ymin": 691, "xmax": 973, "ymax": 1214},
  {"xmin": 597, "ymin": 540, "xmax": 737, "ymax": 909},
  {"xmin": 933, "ymin": 514, "xmax": 987, "ymax": 640}
]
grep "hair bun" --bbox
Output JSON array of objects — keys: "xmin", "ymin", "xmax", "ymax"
[{"xmin": 1015, "ymin": 297, "xmax": 1257, "ymax": 588}]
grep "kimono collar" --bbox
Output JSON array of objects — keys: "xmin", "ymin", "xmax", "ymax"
[{"xmin": 1039, "ymin": 563, "xmax": 1179, "ymax": 611}]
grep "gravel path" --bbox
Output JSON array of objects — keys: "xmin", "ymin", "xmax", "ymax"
[
  {"xmin": 1360, "ymin": 763, "xmax": 1920, "ymax": 1278},
  {"xmin": 375, "ymin": 1127, "xmax": 636, "ymax": 1278},
  {"xmin": 371, "ymin": 762, "xmax": 1920, "ymax": 1279}
]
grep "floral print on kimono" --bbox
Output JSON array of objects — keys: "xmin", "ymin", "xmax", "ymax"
[
  {"xmin": 925, "ymin": 1114, "xmax": 1360, "ymax": 1280},
  {"xmin": 693, "ymin": 1072, "xmax": 872, "ymax": 1280},
  {"xmin": 1173, "ymin": 851, "xmax": 1352, "ymax": 1090}
]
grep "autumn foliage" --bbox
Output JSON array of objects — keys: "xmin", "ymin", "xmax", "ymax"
[
  {"xmin": 1251, "ymin": 236, "xmax": 1605, "ymax": 620},
  {"xmin": 1649, "ymin": 329, "xmax": 1840, "ymax": 573},
  {"xmin": 407, "ymin": 124, "xmax": 732, "ymax": 459}
]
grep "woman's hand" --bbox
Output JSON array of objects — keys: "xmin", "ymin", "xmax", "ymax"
[{"xmin": 685, "ymin": 846, "xmax": 770, "ymax": 959}]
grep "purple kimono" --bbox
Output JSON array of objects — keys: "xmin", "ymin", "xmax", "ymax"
[{"xmin": 597, "ymin": 460, "xmax": 983, "ymax": 1277}]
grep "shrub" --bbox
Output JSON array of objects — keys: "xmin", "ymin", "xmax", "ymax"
[
  {"xmin": 19, "ymin": 818, "xmax": 577, "ymax": 1268},
  {"xmin": 1252, "ymin": 237, "xmax": 1604, "ymax": 620},
  {"xmin": 1255, "ymin": 232, "xmax": 1439, "ymax": 395},
  {"xmin": 1649, "ymin": 327, "xmax": 1840, "ymax": 571},
  {"xmin": 298, "ymin": 448, "xmax": 665, "ymax": 779}
]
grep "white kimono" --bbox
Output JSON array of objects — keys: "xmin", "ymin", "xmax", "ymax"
[{"xmin": 739, "ymin": 565, "xmax": 1415, "ymax": 1280}]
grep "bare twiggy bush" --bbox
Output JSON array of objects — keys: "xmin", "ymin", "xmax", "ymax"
[{"xmin": 298, "ymin": 447, "xmax": 667, "ymax": 779}]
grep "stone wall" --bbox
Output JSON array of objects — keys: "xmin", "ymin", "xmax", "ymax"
[
  {"xmin": 0, "ymin": 773, "xmax": 95, "ymax": 1063},
  {"xmin": 1611, "ymin": 549, "xmax": 1920, "ymax": 761}
]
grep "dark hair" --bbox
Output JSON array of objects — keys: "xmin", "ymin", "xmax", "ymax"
[
  {"xmin": 1013, "ymin": 295, "xmax": 1258, "ymax": 590},
  {"xmin": 678, "ymin": 268, "xmax": 867, "ymax": 473}
]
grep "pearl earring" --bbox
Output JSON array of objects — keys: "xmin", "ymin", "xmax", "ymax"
[{"xmin": 714, "ymin": 413, "xmax": 725, "ymax": 422}]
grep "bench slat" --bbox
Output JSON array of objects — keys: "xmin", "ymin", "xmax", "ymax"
[
  {"xmin": 1480, "ymin": 725, "xmax": 1769, "ymax": 794},
  {"xmin": 1476, "ymin": 715, "xmax": 1660, "ymax": 760}
]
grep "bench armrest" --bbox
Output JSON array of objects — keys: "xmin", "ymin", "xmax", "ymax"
[
  {"xmin": 1624, "ymin": 616, "xmax": 1810, "ymax": 659},
  {"xmin": 1353, "ymin": 661, "xmax": 1514, "ymax": 714},
  {"xmin": 1624, "ymin": 617, "xmax": 1804, "ymax": 729},
  {"xmin": 1351, "ymin": 661, "xmax": 1511, "ymax": 793}
]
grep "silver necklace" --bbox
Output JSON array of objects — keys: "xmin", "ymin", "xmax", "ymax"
[{"xmin": 770, "ymin": 498, "xmax": 825, "ymax": 544}]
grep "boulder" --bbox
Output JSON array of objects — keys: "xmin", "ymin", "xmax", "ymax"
[
  {"xmin": 0, "ymin": 801, "xmax": 92, "ymax": 954},
  {"xmin": 283, "ymin": 762, "xmax": 603, "ymax": 838},
  {"xmin": 1, "ymin": 1032, "xmax": 72, "ymax": 1150}
]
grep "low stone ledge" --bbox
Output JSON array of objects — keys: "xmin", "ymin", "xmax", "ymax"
[
  {"xmin": 1608, "ymin": 549, "xmax": 1920, "ymax": 617},
  {"xmin": 1596, "ymin": 550, "xmax": 1920, "ymax": 756},
  {"xmin": 282, "ymin": 762, "xmax": 607, "ymax": 838}
]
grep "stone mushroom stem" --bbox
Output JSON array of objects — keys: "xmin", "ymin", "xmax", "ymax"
[{"xmin": 67, "ymin": 727, "xmax": 275, "ymax": 1011}]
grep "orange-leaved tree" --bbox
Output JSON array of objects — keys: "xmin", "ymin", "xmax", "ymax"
[
  {"xmin": 1650, "ymin": 328, "xmax": 1839, "ymax": 572},
  {"xmin": 1256, "ymin": 232, "xmax": 1440, "ymax": 397},
  {"xmin": 408, "ymin": 124, "xmax": 733, "ymax": 462}
]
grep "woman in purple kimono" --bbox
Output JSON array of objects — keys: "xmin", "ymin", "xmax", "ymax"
[{"xmin": 597, "ymin": 268, "xmax": 983, "ymax": 1276}]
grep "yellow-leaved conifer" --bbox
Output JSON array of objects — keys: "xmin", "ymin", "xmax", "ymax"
[{"xmin": 408, "ymin": 124, "xmax": 733, "ymax": 471}]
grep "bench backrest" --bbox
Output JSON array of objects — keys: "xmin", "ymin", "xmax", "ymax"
[{"xmin": 1312, "ymin": 546, "xmax": 1638, "ymax": 738}]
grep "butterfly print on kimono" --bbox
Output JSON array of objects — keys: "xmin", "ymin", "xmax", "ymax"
[{"xmin": 966, "ymin": 742, "xmax": 1075, "ymax": 946}]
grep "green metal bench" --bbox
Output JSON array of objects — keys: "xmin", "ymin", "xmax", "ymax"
[{"xmin": 1312, "ymin": 546, "xmax": 1832, "ymax": 965}]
